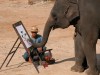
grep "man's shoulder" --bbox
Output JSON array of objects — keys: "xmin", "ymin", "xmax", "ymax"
[{"xmin": 36, "ymin": 34, "xmax": 42, "ymax": 42}]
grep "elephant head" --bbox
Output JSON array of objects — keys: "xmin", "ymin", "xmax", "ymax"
[{"xmin": 32, "ymin": 0, "xmax": 80, "ymax": 48}]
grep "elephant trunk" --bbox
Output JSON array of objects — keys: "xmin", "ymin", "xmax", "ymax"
[{"xmin": 32, "ymin": 15, "xmax": 53, "ymax": 48}]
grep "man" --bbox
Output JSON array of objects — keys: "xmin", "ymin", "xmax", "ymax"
[{"xmin": 23, "ymin": 26, "xmax": 46, "ymax": 62}]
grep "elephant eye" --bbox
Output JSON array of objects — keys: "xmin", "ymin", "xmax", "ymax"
[{"xmin": 52, "ymin": 13, "xmax": 58, "ymax": 21}]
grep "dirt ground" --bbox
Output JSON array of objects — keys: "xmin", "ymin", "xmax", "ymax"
[{"xmin": 0, "ymin": 0, "xmax": 100, "ymax": 75}]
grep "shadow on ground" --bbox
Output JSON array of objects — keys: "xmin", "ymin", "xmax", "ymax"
[
  {"xmin": 0, "ymin": 62, "xmax": 31, "ymax": 72},
  {"xmin": 0, "ymin": 57, "xmax": 75, "ymax": 72},
  {"xmin": 1, "ymin": 55, "xmax": 99, "ymax": 73},
  {"xmin": 55, "ymin": 57, "xmax": 75, "ymax": 64}
]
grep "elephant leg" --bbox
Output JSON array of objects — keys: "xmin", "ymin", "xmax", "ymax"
[
  {"xmin": 71, "ymin": 32, "xmax": 87, "ymax": 72},
  {"xmin": 82, "ymin": 30, "xmax": 99, "ymax": 75}
]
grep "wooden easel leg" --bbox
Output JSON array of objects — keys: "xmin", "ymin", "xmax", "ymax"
[
  {"xmin": 6, "ymin": 42, "xmax": 21, "ymax": 67},
  {"xmin": 0, "ymin": 37, "xmax": 20, "ymax": 69}
]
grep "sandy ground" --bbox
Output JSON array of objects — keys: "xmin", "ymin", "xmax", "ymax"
[{"xmin": 0, "ymin": 0, "xmax": 100, "ymax": 75}]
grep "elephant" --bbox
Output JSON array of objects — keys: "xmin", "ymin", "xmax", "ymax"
[{"xmin": 32, "ymin": 0, "xmax": 100, "ymax": 75}]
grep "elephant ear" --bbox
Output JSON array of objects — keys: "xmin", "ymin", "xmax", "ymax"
[{"xmin": 66, "ymin": 3, "xmax": 79, "ymax": 22}]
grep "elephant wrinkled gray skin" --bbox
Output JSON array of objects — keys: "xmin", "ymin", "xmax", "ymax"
[{"xmin": 32, "ymin": 0, "xmax": 100, "ymax": 75}]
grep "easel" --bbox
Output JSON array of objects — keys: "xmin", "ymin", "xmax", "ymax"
[
  {"xmin": 0, "ymin": 21, "xmax": 42, "ymax": 73},
  {"xmin": 0, "ymin": 37, "xmax": 21, "ymax": 69}
]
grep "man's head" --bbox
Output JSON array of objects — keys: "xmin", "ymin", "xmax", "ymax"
[{"xmin": 31, "ymin": 26, "xmax": 38, "ymax": 38}]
